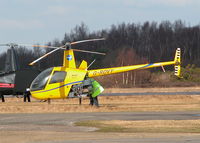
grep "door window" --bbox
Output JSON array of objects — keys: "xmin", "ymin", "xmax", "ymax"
[{"xmin": 49, "ymin": 71, "xmax": 66, "ymax": 84}]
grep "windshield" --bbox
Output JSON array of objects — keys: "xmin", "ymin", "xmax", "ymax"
[{"xmin": 30, "ymin": 68, "xmax": 53, "ymax": 91}]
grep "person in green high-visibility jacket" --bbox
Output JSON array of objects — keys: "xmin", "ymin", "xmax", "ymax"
[{"xmin": 88, "ymin": 78, "xmax": 104, "ymax": 107}]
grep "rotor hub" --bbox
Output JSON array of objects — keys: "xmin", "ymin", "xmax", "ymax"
[
  {"xmin": 64, "ymin": 42, "xmax": 71, "ymax": 50},
  {"xmin": 8, "ymin": 43, "xmax": 18, "ymax": 47}
]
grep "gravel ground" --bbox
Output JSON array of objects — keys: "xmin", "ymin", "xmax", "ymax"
[{"xmin": 1, "ymin": 112, "xmax": 200, "ymax": 143}]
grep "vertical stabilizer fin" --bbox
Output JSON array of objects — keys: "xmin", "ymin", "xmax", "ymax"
[{"xmin": 4, "ymin": 47, "xmax": 20, "ymax": 72}]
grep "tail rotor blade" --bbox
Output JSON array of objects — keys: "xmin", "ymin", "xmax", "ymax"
[{"xmin": 73, "ymin": 49, "xmax": 106, "ymax": 55}]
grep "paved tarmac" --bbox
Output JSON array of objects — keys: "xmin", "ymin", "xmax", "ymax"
[{"xmin": 1, "ymin": 111, "xmax": 200, "ymax": 143}]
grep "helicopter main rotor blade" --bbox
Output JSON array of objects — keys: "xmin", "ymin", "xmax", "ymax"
[
  {"xmin": 29, "ymin": 48, "xmax": 61, "ymax": 65},
  {"xmin": 73, "ymin": 49, "xmax": 106, "ymax": 55},
  {"xmin": 0, "ymin": 43, "xmax": 18, "ymax": 47},
  {"xmin": 27, "ymin": 38, "xmax": 105, "ymax": 65},
  {"xmin": 18, "ymin": 44, "xmax": 59, "ymax": 49},
  {"xmin": 0, "ymin": 44, "xmax": 8, "ymax": 46},
  {"xmin": 70, "ymin": 38, "xmax": 105, "ymax": 45}
]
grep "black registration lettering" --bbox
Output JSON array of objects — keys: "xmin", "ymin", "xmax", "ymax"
[{"xmin": 93, "ymin": 69, "xmax": 113, "ymax": 76}]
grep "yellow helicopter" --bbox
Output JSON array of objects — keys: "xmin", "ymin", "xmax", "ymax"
[{"xmin": 25, "ymin": 38, "xmax": 181, "ymax": 104}]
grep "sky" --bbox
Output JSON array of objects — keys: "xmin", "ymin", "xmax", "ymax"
[{"xmin": 0, "ymin": 0, "xmax": 200, "ymax": 52}]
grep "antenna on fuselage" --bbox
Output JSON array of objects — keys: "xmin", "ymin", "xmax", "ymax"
[{"xmin": 88, "ymin": 59, "xmax": 96, "ymax": 69}]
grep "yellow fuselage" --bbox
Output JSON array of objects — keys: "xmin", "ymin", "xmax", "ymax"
[
  {"xmin": 31, "ymin": 67, "xmax": 87, "ymax": 100},
  {"xmin": 30, "ymin": 48, "xmax": 181, "ymax": 100}
]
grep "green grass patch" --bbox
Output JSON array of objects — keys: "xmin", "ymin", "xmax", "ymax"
[
  {"xmin": 75, "ymin": 120, "xmax": 200, "ymax": 133},
  {"xmin": 75, "ymin": 120, "xmax": 128, "ymax": 132}
]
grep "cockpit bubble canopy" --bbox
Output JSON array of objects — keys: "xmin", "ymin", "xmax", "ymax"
[{"xmin": 30, "ymin": 68, "xmax": 53, "ymax": 91}]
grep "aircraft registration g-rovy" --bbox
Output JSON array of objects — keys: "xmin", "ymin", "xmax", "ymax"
[{"xmin": 20, "ymin": 38, "xmax": 181, "ymax": 103}]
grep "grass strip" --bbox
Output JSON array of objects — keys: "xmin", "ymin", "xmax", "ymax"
[{"xmin": 75, "ymin": 120, "xmax": 200, "ymax": 133}]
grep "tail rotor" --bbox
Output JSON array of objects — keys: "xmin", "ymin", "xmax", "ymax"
[{"xmin": 174, "ymin": 48, "xmax": 181, "ymax": 78}]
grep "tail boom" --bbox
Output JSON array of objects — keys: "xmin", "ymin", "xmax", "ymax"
[
  {"xmin": 87, "ymin": 61, "xmax": 175, "ymax": 77},
  {"xmin": 88, "ymin": 48, "xmax": 181, "ymax": 78}
]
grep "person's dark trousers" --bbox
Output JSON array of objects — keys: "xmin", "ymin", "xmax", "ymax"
[
  {"xmin": 93, "ymin": 96, "xmax": 99, "ymax": 107},
  {"xmin": 89, "ymin": 94, "xmax": 94, "ymax": 105}
]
